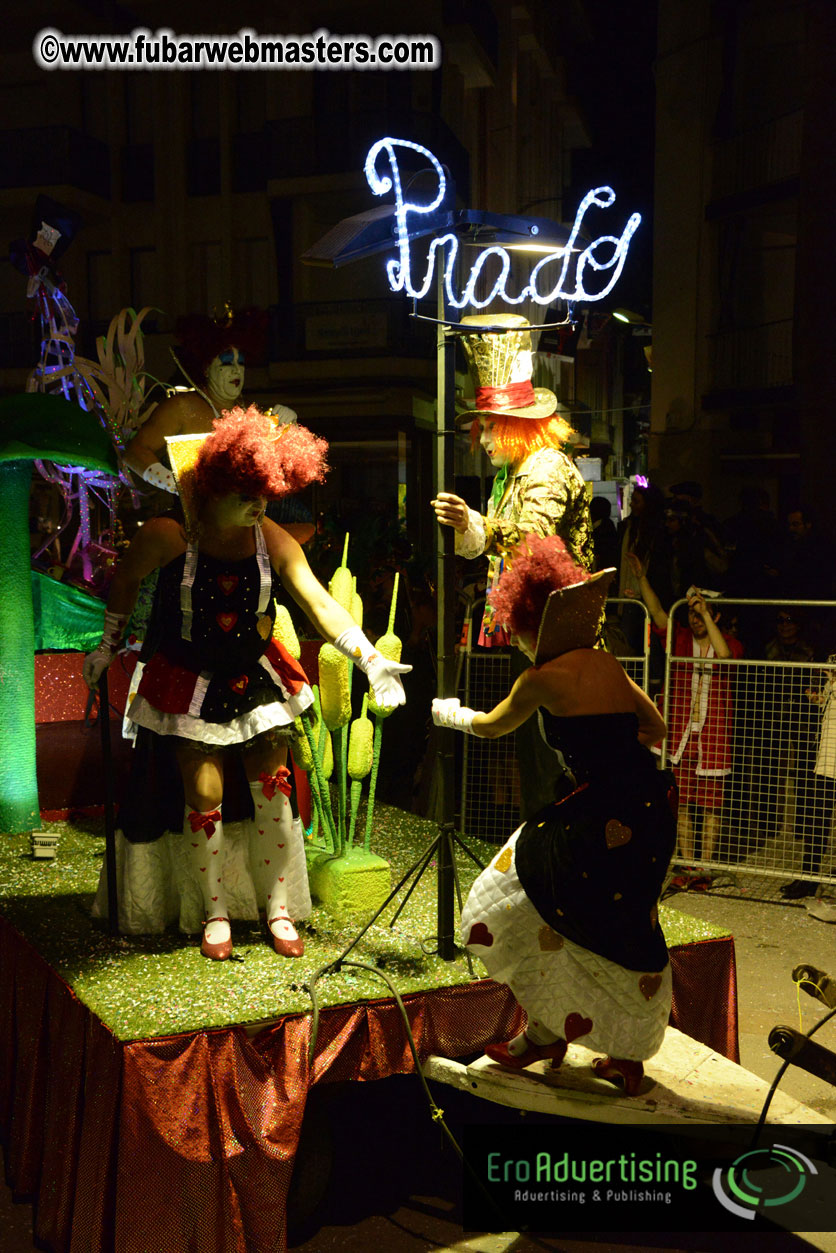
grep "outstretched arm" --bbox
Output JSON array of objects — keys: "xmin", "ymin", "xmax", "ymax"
[
  {"xmin": 264, "ymin": 519, "xmax": 411, "ymax": 707},
  {"xmin": 628, "ymin": 553, "xmax": 668, "ymax": 631},
  {"xmin": 433, "ymin": 668, "xmax": 541, "ymax": 739}
]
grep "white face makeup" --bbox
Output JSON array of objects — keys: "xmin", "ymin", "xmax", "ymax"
[
  {"xmin": 206, "ymin": 347, "xmax": 245, "ymax": 405},
  {"xmin": 479, "ymin": 418, "xmax": 510, "ymax": 468},
  {"xmin": 214, "ymin": 492, "xmax": 267, "ymax": 529},
  {"xmin": 511, "ymin": 632, "xmax": 537, "ymax": 662}
]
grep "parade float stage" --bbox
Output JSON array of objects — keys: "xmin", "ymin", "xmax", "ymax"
[{"xmin": 0, "ymin": 801, "xmax": 741, "ymax": 1253}]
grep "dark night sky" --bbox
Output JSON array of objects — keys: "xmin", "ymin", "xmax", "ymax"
[{"xmin": 566, "ymin": 1, "xmax": 658, "ymax": 312}]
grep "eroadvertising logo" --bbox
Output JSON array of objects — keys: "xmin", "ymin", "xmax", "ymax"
[
  {"xmin": 463, "ymin": 1124, "xmax": 836, "ymax": 1234},
  {"xmin": 712, "ymin": 1144, "xmax": 816, "ymax": 1220}
]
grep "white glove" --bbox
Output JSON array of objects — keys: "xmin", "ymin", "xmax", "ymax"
[
  {"xmin": 83, "ymin": 610, "xmax": 129, "ymax": 690},
  {"xmin": 268, "ymin": 403, "xmax": 298, "ymax": 427},
  {"xmin": 432, "ymin": 697, "xmax": 479, "ymax": 734},
  {"xmin": 332, "ymin": 626, "xmax": 412, "ymax": 709},
  {"xmin": 141, "ymin": 461, "xmax": 177, "ymax": 493}
]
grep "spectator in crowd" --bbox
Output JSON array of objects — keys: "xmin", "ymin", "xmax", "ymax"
[
  {"xmin": 660, "ymin": 500, "xmax": 707, "ymax": 604},
  {"xmin": 628, "ymin": 555, "xmax": 743, "ymax": 871},
  {"xmin": 668, "ymin": 481, "xmax": 728, "ymax": 587},
  {"xmin": 616, "ymin": 482, "xmax": 667, "ymax": 656},
  {"xmin": 720, "ymin": 487, "xmax": 782, "ymax": 655},
  {"xmin": 590, "ymin": 494, "xmax": 619, "ymax": 573},
  {"xmin": 781, "ymin": 654, "xmax": 836, "ymax": 899},
  {"xmin": 746, "ymin": 608, "xmax": 816, "ymax": 850}
]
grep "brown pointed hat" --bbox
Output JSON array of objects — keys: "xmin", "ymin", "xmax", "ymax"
[
  {"xmin": 457, "ymin": 313, "xmax": 559, "ymax": 422},
  {"xmin": 534, "ymin": 567, "xmax": 616, "ymax": 664}
]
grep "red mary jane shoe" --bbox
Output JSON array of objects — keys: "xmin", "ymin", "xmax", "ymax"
[
  {"xmin": 485, "ymin": 1033, "xmax": 568, "ymax": 1071},
  {"xmin": 201, "ymin": 916, "xmax": 233, "ymax": 961},
  {"xmin": 592, "ymin": 1055, "xmax": 644, "ymax": 1096},
  {"xmin": 268, "ymin": 918, "xmax": 305, "ymax": 958}
]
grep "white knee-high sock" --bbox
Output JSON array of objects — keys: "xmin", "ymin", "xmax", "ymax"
[
  {"xmin": 250, "ymin": 773, "xmax": 298, "ymax": 942},
  {"xmin": 184, "ymin": 805, "xmax": 229, "ymax": 945}
]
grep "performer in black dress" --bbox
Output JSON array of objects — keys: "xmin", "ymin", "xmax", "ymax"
[
  {"xmin": 433, "ymin": 535, "xmax": 676, "ymax": 1095},
  {"xmin": 84, "ymin": 406, "xmax": 410, "ymax": 961}
]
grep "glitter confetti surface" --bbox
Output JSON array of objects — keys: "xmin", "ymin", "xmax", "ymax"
[{"xmin": 0, "ymin": 807, "xmax": 730, "ymax": 1041}]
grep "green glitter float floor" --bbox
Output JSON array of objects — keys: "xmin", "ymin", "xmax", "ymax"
[{"xmin": 0, "ymin": 805, "xmax": 729, "ymax": 1042}]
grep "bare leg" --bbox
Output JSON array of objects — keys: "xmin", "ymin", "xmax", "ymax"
[
  {"xmin": 677, "ymin": 806, "xmax": 695, "ymax": 862},
  {"xmin": 701, "ymin": 809, "xmax": 720, "ymax": 862}
]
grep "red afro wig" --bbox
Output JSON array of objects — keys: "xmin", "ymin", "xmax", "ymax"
[
  {"xmin": 469, "ymin": 412, "xmax": 575, "ymax": 462},
  {"xmin": 488, "ymin": 534, "xmax": 589, "ymax": 640},
  {"xmin": 174, "ymin": 308, "xmax": 268, "ymax": 384},
  {"xmin": 194, "ymin": 405, "xmax": 329, "ymax": 502}
]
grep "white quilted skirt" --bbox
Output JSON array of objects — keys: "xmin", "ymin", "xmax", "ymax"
[
  {"xmin": 461, "ymin": 829, "xmax": 671, "ymax": 1061},
  {"xmin": 91, "ymin": 817, "xmax": 312, "ymax": 936}
]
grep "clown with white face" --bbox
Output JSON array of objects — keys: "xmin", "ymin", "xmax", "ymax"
[
  {"xmin": 122, "ymin": 308, "xmax": 297, "ymax": 499},
  {"xmin": 206, "ymin": 347, "xmax": 246, "ymax": 408}
]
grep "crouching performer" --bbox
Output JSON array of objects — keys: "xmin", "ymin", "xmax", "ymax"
[
  {"xmin": 84, "ymin": 406, "xmax": 409, "ymax": 960},
  {"xmin": 433, "ymin": 536, "xmax": 676, "ymax": 1094}
]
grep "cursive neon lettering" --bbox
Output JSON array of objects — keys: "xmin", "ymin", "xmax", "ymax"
[{"xmin": 364, "ymin": 137, "xmax": 641, "ymax": 309}]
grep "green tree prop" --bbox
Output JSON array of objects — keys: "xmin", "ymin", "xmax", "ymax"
[{"xmin": 0, "ymin": 394, "xmax": 118, "ymax": 833}]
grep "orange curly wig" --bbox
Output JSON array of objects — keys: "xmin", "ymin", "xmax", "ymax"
[
  {"xmin": 194, "ymin": 405, "xmax": 328, "ymax": 502},
  {"xmin": 488, "ymin": 534, "xmax": 589, "ymax": 640},
  {"xmin": 469, "ymin": 413, "xmax": 575, "ymax": 462}
]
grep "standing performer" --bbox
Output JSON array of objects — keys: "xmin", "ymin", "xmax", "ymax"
[
  {"xmin": 431, "ymin": 314, "xmax": 594, "ymax": 818},
  {"xmin": 433, "ymin": 535, "xmax": 675, "ymax": 1095},
  {"xmin": 84, "ymin": 406, "xmax": 410, "ymax": 960}
]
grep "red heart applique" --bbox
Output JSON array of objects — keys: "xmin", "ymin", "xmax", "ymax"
[
  {"xmin": 264, "ymin": 859, "xmax": 270, "ymax": 865},
  {"xmin": 191, "ymin": 842, "xmax": 198, "ymax": 848},
  {"xmin": 639, "ymin": 974, "xmax": 663, "ymax": 1000},
  {"xmin": 211, "ymin": 896, "xmax": 218, "ymax": 902},
  {"xmin": 273, "ymin": 817, "xmax": 280, "ymax": 823},
  {"xmin": 199, "ymin": 867, "xmax": 206, "ymax": 872},
  {"xmin": 212, "ymin": 850, "xmax": 218, "ymax": 855},
  {"xmin": 605, "ymin": 819, "xmax": 633, "ymax": 848},
  {"xmin": 229, "ymin": 675, "xmax": 248, "ymax": 694},
  {"xmin": 217, "ymin": 574, "xmax": 239, "ymax": 595},
  {"xmin": 277, "ymin": 843, "xmax": 285, "ymax": 848},
  {"xmin": 564, "ymin": 1013, "xmax": 593, "ymax": 1042},
  {"xmin": 216, "ymin": 612, "xmax": 238, "ymax": 633},
  {"xmin": 278, "ymin": 876, "xmax": 284, "ymax": 883},
  {"xmin": 466, "ymin": 922, "xmax": 494, "ymax": 948}
]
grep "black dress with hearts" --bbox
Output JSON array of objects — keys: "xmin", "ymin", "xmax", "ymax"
[
  {"xmin": 128, "ymin": 539, "xmax": 312, "ymax": 745},
  {"xmin": 459, "ymin": 712, "xmax": 678, "ymax": 1060}
]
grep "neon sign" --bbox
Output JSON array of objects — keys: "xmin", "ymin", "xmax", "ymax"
[{"xmin": 364, "ymin": 137, "xmax": 641, "ymax": 310}]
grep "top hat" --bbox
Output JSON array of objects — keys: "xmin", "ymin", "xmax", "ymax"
[
  {"xmin": 534, "ymin": 567, "xmax": 615, "ymax": 664},
  {"xmin": 457, "ymin": 313, "xmax": 559, "ymax": 423}
]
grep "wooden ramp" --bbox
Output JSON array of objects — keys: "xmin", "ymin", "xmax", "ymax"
[{"xmin": 422, "ymin": 1027, "xmax": 833, "ymax": 1126}]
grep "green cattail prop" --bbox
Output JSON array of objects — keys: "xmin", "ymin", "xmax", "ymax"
[
  {"xmin": 272, "ymin": 602, "xmax": 300, "ymax": 659},
  {"xmin": 318, "ymin": 642, "xmax": 350, "ymax": 843},
  {"xmin": 347, "ymin": 695, "xmax": 373, "ymax": 846},
  {"xmin": 328, "ymin": 533, "xmax": 353, "ymax": 611},
  {"xmin": 364, "ymin": 574, "xmax": 402, "ymax": 849},
  {"xmin": 301, "ymin": 690, "xmax": 338, "ymax": 853}
]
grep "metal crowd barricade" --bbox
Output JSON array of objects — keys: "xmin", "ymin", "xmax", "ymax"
[
  {"xmin": 659, "ymin": 597, "xmax": 836, "ymax": 887},
  {"xmin": 458, "ymin": 595, "xmax": 652, "ymax": 843}
]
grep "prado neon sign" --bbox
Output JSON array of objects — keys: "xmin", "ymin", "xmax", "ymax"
[{"xmin": 364, "ymin": 137, "xmax": 641, "ymax": 310}]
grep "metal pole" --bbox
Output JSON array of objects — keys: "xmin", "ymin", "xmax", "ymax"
[
  {"xmin": 98, "ymin": 669, "xmax": 119, "ymax": 935},
  {"xmin": 435, "ymin": 266, "xmax": 457, "ymax": 959}
]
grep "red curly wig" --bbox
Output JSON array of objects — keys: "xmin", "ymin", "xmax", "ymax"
[
  {"xmin": 469, "ymin": 412, "xmax": 575, "ymax": 463},
  {"xmin": 174, "ymin": 308, "xmax": 268, "ymax": 384},
  {"xmin": 488, "ymin": 534, "xmax": 589, "ymax": 640},
  {"xmin": 194, "ymin": 405, "xmax": 328, "ymax": 502}
]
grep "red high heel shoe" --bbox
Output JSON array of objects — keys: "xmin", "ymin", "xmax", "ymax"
[
  {"xmin": 485, "ymin": 1033, "xmax": 568, "ymax": 1071},
  {"xmin": 592, "ymin": 1055, "xmax": 644, "ymax": 1096},
  {"xmin": 268, "ymin": 918, "xmax": 305, "ymax": 958},
  {"xmin": 201, "ymin": 916, "xmax": 233, "ymax": 961}
]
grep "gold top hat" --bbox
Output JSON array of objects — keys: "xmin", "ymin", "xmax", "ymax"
[
  {"xmin": 166, "ymin": 433, "xmax": 208, "ymax": 534},
  {"xmin": 458, "ymin": 313, "xmax": 558, "ymax": 422},
  {"xmin": 534, "ymin": 567, "xmax": 615, "ymax": 664}
]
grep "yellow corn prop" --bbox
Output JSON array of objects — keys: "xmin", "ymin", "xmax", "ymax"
[
  {"xmin": 318, "ymin": 642, "xmax": 351, "ymax": 730},
  {"xmin": 347, "ymin": 696, "xmax": 374, "ymax": 780},
  {"xmin": 368, "ymin": 572, "xmax": 402, "ymax": 718},
  {"xmin": 290, "ymin": 716, "xmax": 312, "ymax": 770},
  {"xmin": 272, "ymin": 602, "xmax": 300, "ymax": 659},
  {"xmin": 350, "ymin": 576, "xmax": 363, "ymax": 627},
  {"xmin": 328, "ymin": 533, "xmax": 353, "ymax": 611}
]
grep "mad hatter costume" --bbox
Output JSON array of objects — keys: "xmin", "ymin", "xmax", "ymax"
[{"xmin": 433, "ymin": 535, "xmax": 676, "ymax": 1094}]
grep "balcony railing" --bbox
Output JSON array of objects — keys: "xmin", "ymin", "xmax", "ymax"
[
  {"xmin": 710, "ymin": 109, "xmax": 802, "ymax": 204},
  {"xmin": 707, "ymin": 318, "xmax": 793, "ymax": 393}
]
